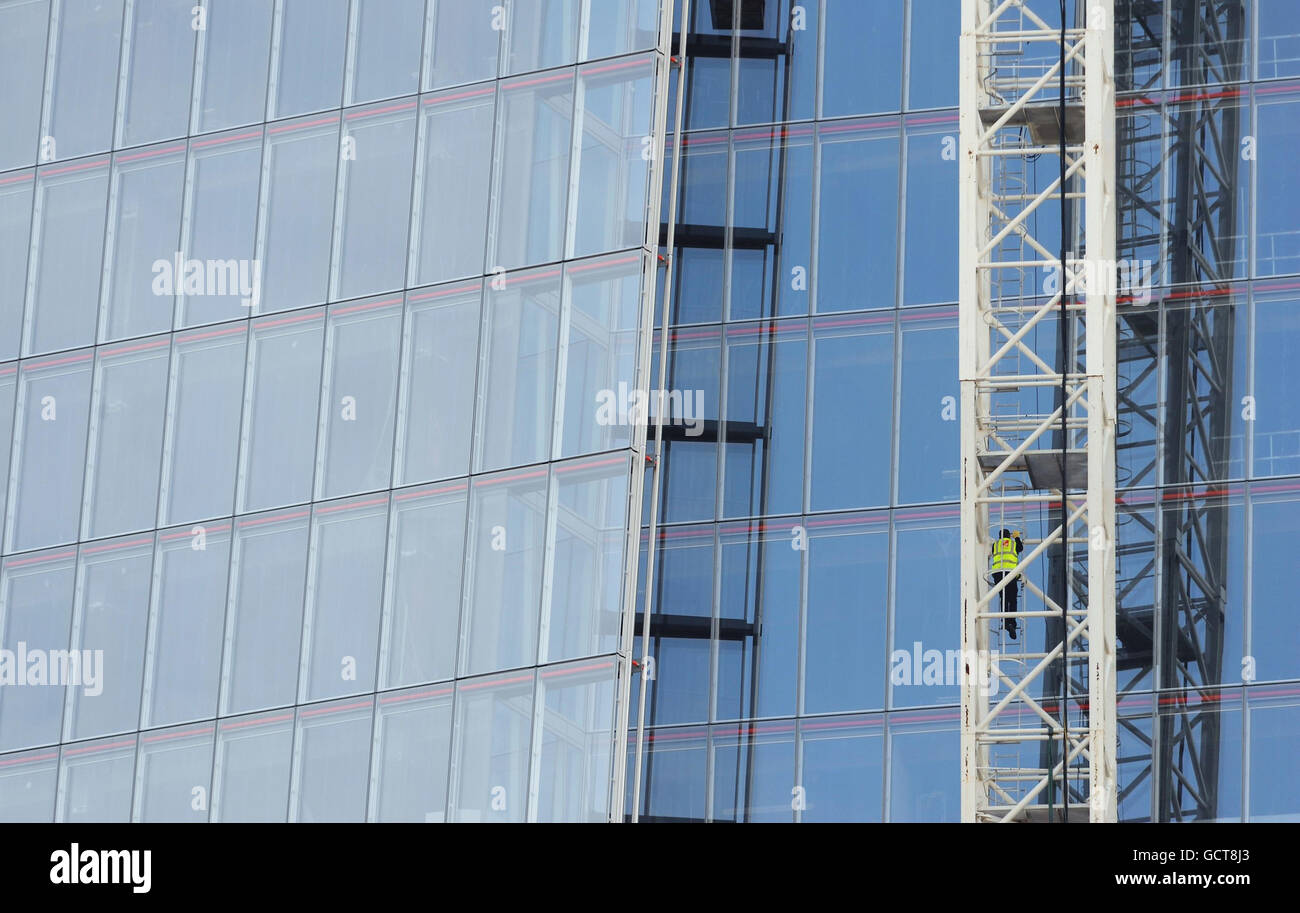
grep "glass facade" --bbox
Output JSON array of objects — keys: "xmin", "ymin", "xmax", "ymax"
[{"xmin": 0, "ymin": 0, "xmax": 1296, "ymax": 824}]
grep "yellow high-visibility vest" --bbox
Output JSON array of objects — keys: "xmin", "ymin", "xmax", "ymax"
[{"xmin": 991, "ymin": 537, "xmax": 1019, "ymax": 571}]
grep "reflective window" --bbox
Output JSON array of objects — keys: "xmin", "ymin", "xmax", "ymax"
[
  {"xmin": 903, "ymin": 124, "xmax": 958, "ymax": 306},
  {"xmin": 371, "ymin": 686, "xmax": 454, "ymax": 822},
  {"xmin": 584, "ymin": 0, "xmax": 659, "ymax": 62},
  {"xmin": 1154, "ymin": 689, "xmax": 1243, "ymax": 822},
  {"xmin": 821, "ymin": 0, "xmax": 902, "ymax": 117},
  {"xmin": 1255, "ymin": 95, "xmax": 1300, "ymax": 277},
  {"xmin": 626, "ymin": 725, "xmax": 708, "ymax": 821},
  {"xmin": 43, "ymin": 0, "xmax": 124, "ymax": 161},
  {"xmin": 132, "ymin": 723, "xmax": 214, "ymax": 822},
  {"xmin": 316, "ymin": 298, "xmax": 402, "ymax": 500},
  {"xmin": 0, "ymin": 174, "xmax": 33, "ymax": 361},
  {"xmin": 0, "ymin": 549, "xmax": 75, "ymax": 752},
  {"xmin": 451, "ymin": 671, "xmax": 535, "ymax": 822},
  {"xmin": 381, "ymin": 485, "xmax": 467, "ymax": 689},
  {"xmin": 1249, "ymin": 689, "xmax": 1300, "ymax": 821},
  {"xmin": 534, "ymin": 659, "xmax": 617, "ymax": 822},
  {"xmin": 347, "ymin": 0, "xmax": 425, "ymax": 105},
  {"xmin": 55, "ymin": 736, "xmax": 135, "ymax": 822},
  {"xmin": 289, "ymin": 698, "xmax": 373, "ymax": 822},
  {"xmin": 888, "ymin": 713, "xmax": 959, "ymax": 821},
  {"xmin": 427, "ymin": 0, "xmax": 501, "ymax": 90},
  {"xmin": 1253, "ymin": 292, "xmax": 1300, "ymax": 477},
  {"xmin": 1259, "ymin": 0, "xmax": 1300, "ymax": 80},
  {"xmin": 0, "ymin": 368, "xmax": 14, "ymax": 541},
  {"xmin": 712, "ymin": 722, "xmax": 795, "ymax": 822},
  {"xmin": 643, "ymin": 524, "xmax": 713, "ymax": 725},
  {"xmin": 657, "ymin": 328, "xmax": 722, "ymax": 522},
  {"xmin": 395, "ymin": 284, "xmax": 481, "ymax": 485},
  {"xmin": 670, "ymin": 134, "xmax": 727, "ymax": 325},
  {"xmin": 506, "ymin": 0, "xmax": 578, "ymax": 75},
  {"xmin": 300, "ymin": 499, "xmax": 387, "ymax": 702},
  {"xmin": 270, "ymin": 0, "xmax": 348, "ymax": 119},
  {"xmin": 63, "ymin": 535, "xmax": 152, "ymax": 741},
  {"xmin": 211, "ymin": 711, "xmax": 292, "ymax": 822},
  {"xmin": 194, "ymin": 0, "xmax": 273, "ymax": 133},
  {"xmin": 799, "ymin": 715, "xmax": 884, "ymax": 822},
  {"xmin": 736, "ymin": 0, "xmax": 816, "ymax": 126},
  {"xmin": 1251, "ymin": 490, "xmax": 1300, "ymax": 684},
  {"xmin": 6, "ymin": 353, "xmax": 93, "ymax": 552},
  {"xmin": 891, "ymin": 514, "xmax": 960, "ymax": 709},
  {"xmin": 0, "ymin": 748, "xmax": 58, "ymax": 823},
  {"xmin": 220, "ymin": 510, "xmax": 310, "ymax": 715},
  {"xmin": 897, "ymin": 312, "xmax": 958, "ymax": 503},
  {"xmin": 141, "ymin": 523, "xmax": 231, "ymax": 728},
  {"xmin": 0, "ymin": 0, "xmax": 48, "ymax": 171},
  {"xmin": 117, "ymin": 0, "xmax": 196, "ymax": 148},
  {"xmin": 81, "ymin": 338, "xmax": 170, "ymax": 540},
  {"xmin": 907, "ymin": 0, "xmax": 958, "ymax": 110}
]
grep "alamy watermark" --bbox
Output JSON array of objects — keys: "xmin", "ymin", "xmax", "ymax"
[
  {"xmin": 0, "ymin": 642, "xmax": 103, "ymax": 696},
  {"xmin": 595, "ymin": 383, "xmax": 707, "ymax": 438},
  {"xmin": 1043, "ymin": 256, "xmax": 1155, "ymax": 305},
  {"xmin": 152, "ymin": 252, "xmax": 262, "ymax": 309}
]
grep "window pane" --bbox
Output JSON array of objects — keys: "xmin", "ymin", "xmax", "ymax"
[
  {"xmin": 259, "ymin": 116, "xmax": 340, "ymax": 314},
  {"xmin": 475, "ymin": 268, "xmax": 562, "ymax": 472},
  {"xmin": 0, "ymin": 368, "xmax": 15, "ymax": 539},
  {"xmin": 571, "ymin": 54, "xmax": 656, "ymax": 259},
  {"xmin": 332, "ymin": 102, "xmax": 417, "ymax": 300},
  {"xmin": 464, "ymin": 468, "xmax": 548, "ymax": 676},
  {"xmin": 395, "ymin": 283, "xmax": 481, "ymax": 485},
  {"xmin": 347, "ymin": 0, "xmax": 424, "ymax": 105},
  {"xmin": 0, "ymin": 174, "xmax": 34, "ymax": 361},
  {"xmin": 300, "ymin": 499, "xmax": 387, "ymax": 702},
  {"xmin": 489, "ymin": 70, "xmax": 575, "ymax": 271},
  {"xmin": 195, "ymin": 0, "xmax": 272, "ymax": 133},
  {"xmin": 643, "ymin": 524, "xmax": 713, "ymax": 726},
  {"xmin": 888, "ymin": 714, "xmax": 959, "ymax": 821},
  {"xmin": 81, "ymin": 338, "xmax": 170, "ymax": 540},
  {"xmin": 535, "ymin": 658, "xmax": 617, "ymax": 822},
  {"xmin": 711, "ymin": 722, "xmax": 795, "ymax": 822},
  {"xmin": 158, "ymin": 325, "xmax": 247, "ymax": 526},
  {"xmin": 800, "ymin": 715, "xmax": 884, "ymax": 822},
  {"xmin": 891, "ymin": 515, "xmax": 960, "ymax": 709},
  {"xmin": 736, "ymin": 0, "xmax": 816, "ymax": 126},
  {"xmin": 809, "ymin": 316, "xmax": 894, "ymax": 512},
  {"xmin": 1249, "ymin": 690, "xmax": 1300, "ymax": 821},
  {"xmin": 316, "ymin": 297, "xmax": 402, "ymax": 500},
  {"xmin": 0, "ymin": 748, "xmax": 58, "ymax": 823},
  {"xmin": 627, "ymin": 724, "xmax": 708, "ymax": 821},
  {"xmin": 290, "ymin": 698, "xmax": 373, "ymax": 822},
  {"xmin": 804, "ymin": 513, "xmax": 889, "ymax": 714},
  {"xmin": 897, "ymin": 312, "xmax": 958, "ymax": 503},
  {"xmin": 657, "ymin": 328, "xmax": 722, "ymax": 522},
  {"xmin": 1256, "ymin": 97, "xmax": 1300, "ymax": 277},
  {"xmin": 451, "ymin": 671, "xmax": 535, "ymax": 822},
  {"xmin": 117, "ymin": 0, "xmax": 196, "ymax": 148},
  {"xmin": 506, "ymin": 0, "xmax": 577, "ymax": 74},
  {"xmin": 6, "ymin": 352, "xmax": 93, "ymax": 552},
  {"xmin": 816, "ymin": 123, "xmax": 900, "ymax": 312},
  {"xmin": 26, "ymin": 160, "xmax": 110, "ymax": 356},
  {"xmin": 44, "ymin": 0, "xmax": 124, "ymax": 160},
  {"xmin": 141, "ymin": 523, "xmax": 231, "ymax": 728},
  {"xmin": 133, "ymin": 723, "xmax": 215, "ymax": 822},
  {"xmin": 412, "ymin": 87, "xmax": 495, "ymax": 286},
  {"xmin": 545, "ymin": 455, "xmax": 630, "ymax": 664},
  {"xmin": 237, "ymin": 310, "xmax": 325, "ymax": 513},
  {"xmin": 583, "ymin": 0, "xmax": 658, "ymax": 61},
  {"xmin": 380, "ymin": 485, "xmax": 467, "ymax": 689},
  {"xmin": 0, "ymin": 549, "xmax": 75, "ymax": 751},
  {"xmin": 102, "ymin": 144, "xmax": 186, "ymax": 341},
  {"xmin": 903, "ymin": 125, "xmax": 958, "ymax": 306},
  {"xmin": 427, "ymin": 0, "xmax": 500, "ymax": 89},
  {"xmin": 270, "ymin": 0, "xmax": 347, "ymax": 119},
  {"xmin": 63, "ymin": 535, "xmax": 152, "ymax": 741},
  {"xmin": 1251, "ymin": 493, "xmax": 1300, "ymax": 684},
  {"xmin": 907, "ymin": 0, "xmax": 958, "ymax": 109},
  {"xmin": 1260, "ymin": 0, "xmax": 1300, "ymax": 80},
  {"xmin": 220, "ymin": 510, "xmax": 309, "ymax": 715},
  {"xmin": 821, "ymin": 0, "xmax": 902, "ymax": 117},
  {"xmin": 371, "ymin": 686, "xmax": 453, "ymax": 822},
  {"xmin": 56, "ymin": 736, "xmax": 135, "ymax": 822},
  {"xmin": 212, "ymin": 711, "xmax": 292, "ymax": 822},
  {"xmin": 1253, "ymin": 294, "xmax": 1300, "ymax": 477},
  {"xmin": 0, "ymin": 0, "xmax": 48, "ymax": 171}
]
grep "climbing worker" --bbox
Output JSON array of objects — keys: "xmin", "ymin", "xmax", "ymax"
[{"xmin": 990, "ymin": 528, "xmax": 1024, "ymax": 639}]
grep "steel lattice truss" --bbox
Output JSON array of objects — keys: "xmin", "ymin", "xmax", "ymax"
[{"xmin": 959, "ymin": 0, "xmax": 1118, "ymax": 822}]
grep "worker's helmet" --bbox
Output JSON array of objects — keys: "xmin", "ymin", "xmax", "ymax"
[{"xmin": 1000, "ymin": 528, "xmax": 1011, "ymax": 539}]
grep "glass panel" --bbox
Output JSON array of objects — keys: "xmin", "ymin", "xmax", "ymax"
[
  {"xmin": 1250, "ymin": 490, "xmax": 1300, "ymax": 684},
  {"xmin": 809, "ymin": 315, "xmax": 894, "ymax": 512},
  {"xmin": 63, "ymin": 535, "xmax": 152, "ymax": 741},
  {"xmin": 141, "ymin": 522, "xmax": 232, "ymax": 728},
  {"xmin": 463, "ymin": 468, "xmax": 549, "ymax": 676},
  {"xmin": 506, "ymin": 0, "xmax": 578, "ymax": 74},
  {"xmin": 736, "ymin": 0, "xmax": 817, "ymax": 126},
  {"xmin": 427, "ymin": 0, "xmax": 500, "ymax": 89},
  {"xmin": 158, "ymin": 325, "xmax": 247, "ymax": 527},
  {"xmin": 0, "ymin": 0, "xmax": 48, "ymax": 171},
  {"xmin": 316, "ymin": 297, "xmax": 403, "ymax": 500},
  {"xmin": 270, "ymin": 0, "xmax": 348, "ymax": 119},
  {"xmin": 395, "ymin": 283, "xmax": 482, "ymax": 485},
  {"xmin": 219, "ymin": 509, "xmax": 309, "ymax": 715},
  {"xmin": 332, "ymin": 102, "xmax": 418, "ymax": 300},
  {"xmin": 570, "ymin": 54, "xmax": 656, "ymax": 259},
  {"xmin": 179, "ymin": 128, "xmax": 264, "ymax": 328},
  {"xmin": 195, "ymin": 0, "xmax": 273, "ymax": 133},
  {"xmin": 488, "ymin": 70, "xmax": 575, "ymax": 272},
  {"xmin": 544, "ymin": 455, "xmax": 630, "ymax": 664},
  {"xmin": 643, "ymin": 524, "xmax": 713, "ymax": 726},
  {"xmin": 451, "ymin": 670, "xmax": 535, "ymax": 822},
  {"xmin": 44, "ymin": 0, "xmax": 125, "ymax": 160},
  {"xmin": 237, "ymin": 309, "xmax": 325, "ymax": 513},
  {"xmin": 0, "ymin": 368, "xmax": 15, "ymax": 542},
  {"xmin": 371, "ymin": 685, "xmax": 454, "ymax": 822},
  {"xmin": 583, "ymin": 0, "xmax": 658, "ymax": 61},
  {"xmin": 897, "ymin": 311, "xmax": 958, "ymax": 503},
  {"xmin": 211, "ymin": 710, "xmax": 292, "ymax": 822},
  {"xmin": 535, "ymin": 658, "xmax": 617, "ymax": 822},
  {"xmin": 804, "ymin": 513, "xmax": 889, "ymax": 714},
  {"xmin": 1154, "ymin": 688, "xmax": 1243, "ymax": 822},
  {"xmin": 0, "ymin": 747, "xmax": 58, "ymax": 823},
  {"xmin": 117, "ymin": 0, "xmax": 196, "ymax": 148},
  {"xmin": 907, "ymin": 0, "xmax": 958, "ymax": 109},
  {"xmin": 132, "ymin": 722, "xmax": 215, "ymax": 822},
  {"xmin": 0, "ymin": 549, "xmax": 75, "ymax": 751},
  {"xmin": 1259, "ymin": 0, "xmax": 1300, "ymax": 80},
  {"xmin": 258, "ymin": 115, "xmax": 340, "ymax": 314},
  {"xmin": 891, "ymin": 512, "xmax": 960, "ymax": 709},
  {"xmin": 1253, "ymin": 292, "xmax": 1300, "ymax": 477},
  {"xmin": 903, "ymin": 124, "xmax": 958, "ymax": 306},
  {"xmin": 26, "ymin": 159, "xmax": 110, "ymax": 356},
  {"xmin": 380, "ymin": 484, "xmax": 468, "ymax": 689},
  {"xmin": 347, "ymin": 0, "xmax": 424, "ymax": 105},
  {"xmin": 711, "ymin": 722, "xmax": 795, "ymax": 822},
  {"xmin": 81, "ymin": 338, "xmax": 170, "ymax": 540},
  {"xmin": 289, "ymin": 697, "xmax": 373, "ymax": 822},
  {"xmin": 6, "ymin": 352, "xmax": 93, "ymax": 552},
  {"xmin": 799, "ymin": 715, "xmax": 885, "ymax": 822},
  {"xmin": 102, "ymin": 144, "xmax": 186, "ymax": 341},
  {"xmin": 821, "ymin": 0, "xmax": 902, "ymax": 117},
  {"xmin": 55, "ymin": 736, "xmax": 135, "ymax": 822},
  {"xmin": 816, "ymin": 121, "xmax": 900, "ymax": 313},
  {"xmin": 626, "ymin": 724, "xmax": 708, "ymax": 822},
  {"xmin": 657, "ymin": 327, "xmax": 722, "ymax": 522},
  {"xmin": 411, "ymin": 87, "xmax": 495, "ymax": 287},
  {"xmin": 300, "ymin": 498, "xmax": 387, "ymax": 702},
  {"xmin": 0, "ymin": 174, "xmax": 34, "ymax": 361},
  {"xmin": 888, "ymin": 712, "xmax": 959, "ymax": 821},
  {"xmin": 1255, "ymin": 96, "xmax": 1300, "ymax": 278},
  {"xmin": 1248, "ymin": 688, "xmax": 1300, "ymax": 821},
  {"xmin": 475, "ymin": 267, "xmax": 562, "ymax": 472}
]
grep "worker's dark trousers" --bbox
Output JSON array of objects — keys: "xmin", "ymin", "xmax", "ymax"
[{"xmin": 992, "ymin": 571, "xmax": 1018, "ymax": 616}]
